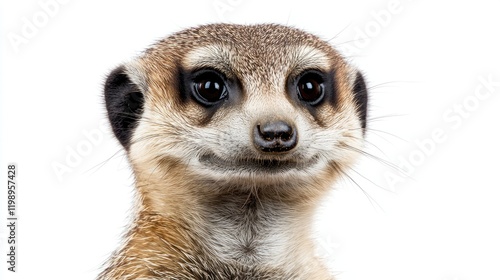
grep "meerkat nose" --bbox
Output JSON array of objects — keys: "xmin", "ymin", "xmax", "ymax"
[{"xmin": 253, "ymin": 120, "xmax": 297, "ymax": 153}]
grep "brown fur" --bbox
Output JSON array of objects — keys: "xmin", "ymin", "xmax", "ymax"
[{"xmin": 99, "ymin": 24, "xmax": 367, "ymax": 279}]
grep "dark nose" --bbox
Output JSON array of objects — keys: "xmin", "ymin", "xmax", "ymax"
[{"xmin": 253, "ymin": 121, "xmax": 297, "ymax": 153}]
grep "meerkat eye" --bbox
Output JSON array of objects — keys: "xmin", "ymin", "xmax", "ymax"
[
  {"xmin": 296, "ymin": 72, "xmax": 325, "ymax": 105},
  {"xmin": 192, "ymin": 70, "xmax": 228, "ymax": 105}
]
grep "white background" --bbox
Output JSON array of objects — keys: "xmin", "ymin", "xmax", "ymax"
[{"xmin": 1, "ymin": 0, "xmax": 499, "ymax": 279}]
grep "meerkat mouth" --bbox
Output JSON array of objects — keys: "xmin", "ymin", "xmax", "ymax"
[{"xmin": 199, "ymin": 153, "xmax": 319, "ymax": 173}]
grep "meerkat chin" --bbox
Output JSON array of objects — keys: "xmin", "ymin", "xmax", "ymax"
[{"xmin": 98, "ymin": 23, "xmax": 368, "ymax": 280}]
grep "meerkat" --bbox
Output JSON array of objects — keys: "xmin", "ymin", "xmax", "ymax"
[{"xmin": 98, "ymin": 23, "xmax": 368, "ymax": 280}]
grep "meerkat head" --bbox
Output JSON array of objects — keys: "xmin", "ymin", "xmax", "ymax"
[{"xmin": 104, "ymin": 23, "xmax": 367, "ymax": 199}]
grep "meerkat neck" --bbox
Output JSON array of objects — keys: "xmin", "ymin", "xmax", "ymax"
[
  {"xmin": 106, "ymin": 192, "xmax": 329, "ymax": 279},
  {"xmin": 136, "ymin": 177, "xmax": 322, "ymax": 270},
  {"xmin": 197, "ymin": 190, "xmax": 317, "ymax": 263}
]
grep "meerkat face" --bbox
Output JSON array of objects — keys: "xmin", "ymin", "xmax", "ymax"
[{"xmin": 104, "ymin": 24, "xmax": 367, "ymax": 192}]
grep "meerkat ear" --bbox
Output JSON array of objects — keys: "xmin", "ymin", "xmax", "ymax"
[
  {"xmin": 352, "ymin": 71, "xmax": 368, "ymax": 132},
  {"xmin": 104, "ymin": 65, "xmax": 145, "ymax": 150}
]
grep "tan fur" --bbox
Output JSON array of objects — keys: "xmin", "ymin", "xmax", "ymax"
[{"xmin": 99, "ymin": 24, "xmax": 366, "ymax": 280}]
